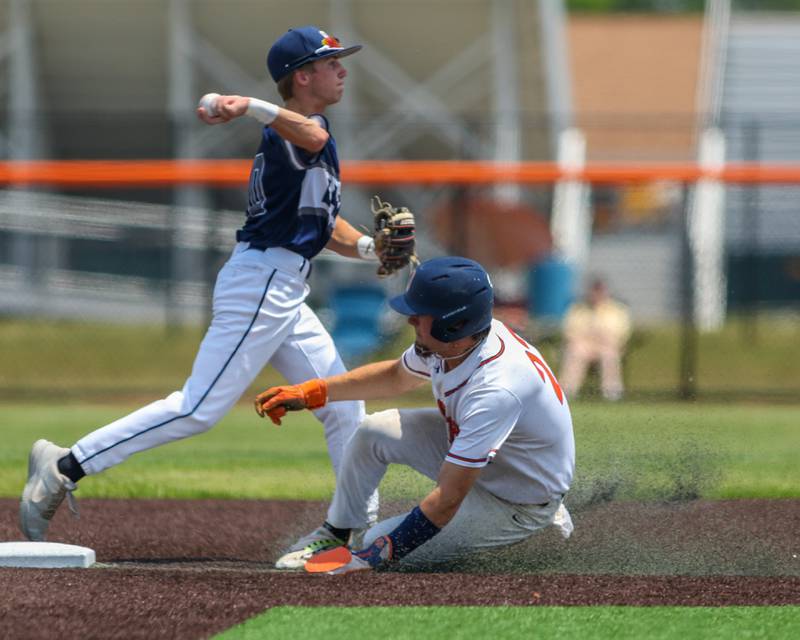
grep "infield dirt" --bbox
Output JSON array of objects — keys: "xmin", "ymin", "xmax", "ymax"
[{"xmin": 1, "ymin": 498, "xmax": 798, "ymax": 639}]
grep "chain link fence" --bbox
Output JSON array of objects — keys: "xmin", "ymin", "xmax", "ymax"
[{"xmin": 1, "ymin": 169, "xmax": 797, "ymax": 401}]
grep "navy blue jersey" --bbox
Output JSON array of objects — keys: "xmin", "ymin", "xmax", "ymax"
[{"xmin": 237, "ymin": 114, "xmax": 341, "ymax": 259}]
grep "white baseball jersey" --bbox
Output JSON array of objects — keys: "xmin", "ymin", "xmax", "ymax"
[{"xmin": 401, "ymin": 319, "xmax": 575, "ymax": 505}]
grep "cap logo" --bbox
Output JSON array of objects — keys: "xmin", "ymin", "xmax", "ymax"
[{"xmin": 320, "ymin": 31, "xmax": 342, "ymax": 48}]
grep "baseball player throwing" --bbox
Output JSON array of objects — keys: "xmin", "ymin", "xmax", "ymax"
[
  {"xmin": 256, "ymin": 257, "xmax": 575, "ymax": 572},
  {"xmin": 19, "ymin": 26, "xmax": 416, "ymax": 544}
]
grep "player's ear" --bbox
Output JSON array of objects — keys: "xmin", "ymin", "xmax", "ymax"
[{"xmin": 294, "ymin": 65, "xmax": 315, "ymax": 89}]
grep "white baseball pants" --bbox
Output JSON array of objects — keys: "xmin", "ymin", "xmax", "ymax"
[
  {"xmin": 326, "ymin": 408, "xmax": 572, "ymax": 567},
  {"xmin": 72, "ymin": 243, "xmax": 364, "ymax": 481}
]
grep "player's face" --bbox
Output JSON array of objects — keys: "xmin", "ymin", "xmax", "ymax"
[
  {"xmin": 308, "ymin": 57, "xmax": 347, "ymax": 105},
  {"xmin": 408, "ymin": 314, "xmax": 481, "ymax": 369},
  {"xmin": 408, "ymin": 315, "xmax": 453, "ymax": 359},
  {"xmin": 408, "ymin": 314, "xmax": 436, "ymax": 356}
]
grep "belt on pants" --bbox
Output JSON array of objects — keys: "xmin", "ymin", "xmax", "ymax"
[{"xmin": 243, "ymin": 243, "xmax": 312, "ymax": 279}]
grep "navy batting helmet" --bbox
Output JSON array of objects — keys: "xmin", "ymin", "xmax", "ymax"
[{"xmin": 389, "ymin": 257, "xmax": 494, "ymax": 343}]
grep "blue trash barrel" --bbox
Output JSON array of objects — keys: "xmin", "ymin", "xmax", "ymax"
[{"xmin": 528, "ymin": 258, "xmax": 575, "ymax": 321}]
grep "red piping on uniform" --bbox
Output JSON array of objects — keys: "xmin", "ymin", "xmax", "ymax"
[
  {"xmin": 402, "ymin": 353, "xmax": 430, "ymax": 378},
  {"xmin": 504, "ymin": 323, "xmax": 531, "ymax": 348},
  {"xmin": 443, "ymin": 378, "xmax": 469, "ymax": 398},
  {"xmin": 443, "ymin": 337, "xmax": 505, "ymax": 397},
  {"xmin": 478, "ymin": 337, "xmax": 505, "ymax": 367}
]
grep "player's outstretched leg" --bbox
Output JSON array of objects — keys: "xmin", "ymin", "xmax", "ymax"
[{"xmin": 19, "ymin": 440, "xmax": 79, "ymax": 541}]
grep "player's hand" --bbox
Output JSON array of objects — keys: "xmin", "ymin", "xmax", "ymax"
[
  {"xmin": 332, "ymin": 536, "xmax": 394, "ymax": 575},
  {"xmin": 216, "ymin": 95, "xmax": 249, "ymax": 121},
  {"xmin": 196, "ymin": 95, "xmax": 249, "ymax": 125},
  {"xmin": 254, "ymin": 378, "xmax": 329, "ymax": 425}
]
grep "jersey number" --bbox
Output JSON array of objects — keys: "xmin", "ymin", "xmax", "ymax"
[
  {"xmin": 246, "ymin": 153, "xmax": 268, "ymax": 218},
  {"xmin": 506, "ymin": 325, "xmax": 565, "ymax": 404},
  {"xmin": 437, "ymin": 399, "xmax": 460, "ymax": 443}
]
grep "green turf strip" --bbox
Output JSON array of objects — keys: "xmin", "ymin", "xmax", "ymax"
[{"xmin": 214, "ymin": 606, "xmax": 800, "ymax": 640}]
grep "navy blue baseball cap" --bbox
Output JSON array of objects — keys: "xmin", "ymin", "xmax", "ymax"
[{"xmin": 267, "ymin": 26, "xmax": 362, "ymax": 83}]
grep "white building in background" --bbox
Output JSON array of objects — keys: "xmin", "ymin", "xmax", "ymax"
[{"xmin": 1, "ymin": 1, "xmax": 798, "ymax": 327}]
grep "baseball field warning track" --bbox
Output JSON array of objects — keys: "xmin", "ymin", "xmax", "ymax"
[{"xmin": 1, "ymin": 498, "xmax": 798, "ymax": 639}]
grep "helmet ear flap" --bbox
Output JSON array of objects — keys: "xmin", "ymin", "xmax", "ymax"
[
  {"xmin": 430, "ymin": 317, "xmax": 468, "ymax": 343},
  {"xmin": 429, "ymin": 281, "xmax": 494, "ymax": 343}
]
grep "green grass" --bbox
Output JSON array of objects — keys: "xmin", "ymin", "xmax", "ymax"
[
  {"xmin": 0, "ymin": 318, "xmax": 211, "ymax": 399},
  {"xmin": 625, "ymin": 315, "xmax": 800, "ymax": 396},
  {"xmin": 569, "ymin": 401, "xmax": 800, "ymax": 500},
  {"xmin": 2, "ymin": 315, "xmax": 799, "ymax": 400},
  {"xmin": 0, "ymin": 401, "xmax": 435, "ymax": 500},
  {"xmin": 215, "ymin": 606, "xmax": 800, "ymax": 640},
  {"xmin": 2, "ymin": 400, "xmax": 798, "ymax": 500}
]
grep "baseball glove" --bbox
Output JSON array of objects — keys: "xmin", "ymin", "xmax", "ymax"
[{"xmin": 371, "ymin": 195, "xmax": 418, "ymax": 277}]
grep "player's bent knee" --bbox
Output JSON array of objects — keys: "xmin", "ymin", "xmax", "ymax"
[
  {"xmin": 163, "ymin": 390, "xmax": 187, "ymax": 412},
  {"xmin": 352, "ymin": 409, "xmax": 401, "ymax": 446},
  {"xmin": 358, "ymin": 409, "xmax": 400, "ymax": 435},
  {"xmin": 190, "ymin": 413, "xmax": 219, "ymax": 432}
]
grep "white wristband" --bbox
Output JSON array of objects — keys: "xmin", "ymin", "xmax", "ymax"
[
  {"xmin": 246, "ymin": 98, "xmax": 280, "ymax": 125},
  {"xmin": 357, "ymin": 235, "xmax": 378, "ymax": 261}
]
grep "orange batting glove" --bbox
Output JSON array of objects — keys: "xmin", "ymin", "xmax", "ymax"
[{"xmin": 254, "ymin": 378, "xmax": 328, "ymax": 425}]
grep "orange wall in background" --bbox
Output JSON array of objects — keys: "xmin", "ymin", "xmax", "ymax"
[{"xmin": 569, "ymin": 15, "xmax": 704, "ymax": 161}]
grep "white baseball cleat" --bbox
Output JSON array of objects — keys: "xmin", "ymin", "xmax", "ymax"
[
  {"xmin": 19, "ymin": 440, "xmax": 79, "ymax": 542},
  {"xmin": 274, "ymin": 525, "xmax": 347, "ymax": 570}
]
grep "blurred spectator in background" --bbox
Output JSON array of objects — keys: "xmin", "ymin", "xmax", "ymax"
[{"xmin": 559, "ymin": 278, "xmax": 631, "ymax": 401}]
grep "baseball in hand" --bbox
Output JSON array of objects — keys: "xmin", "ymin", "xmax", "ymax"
[{"xmin": 198, "ymin": 93, "xmax": 220, "ymax": 116}]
